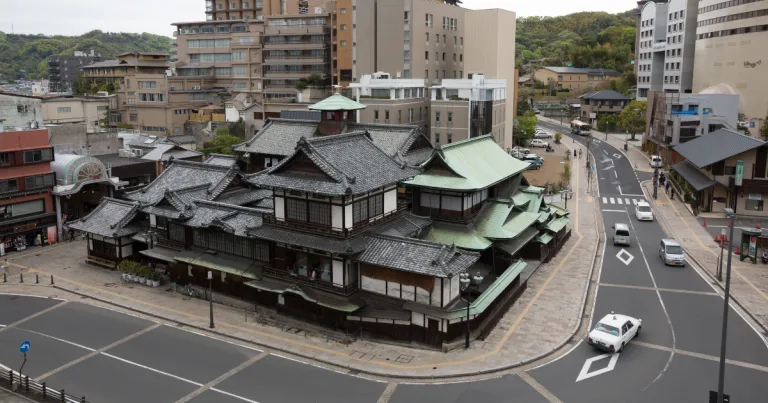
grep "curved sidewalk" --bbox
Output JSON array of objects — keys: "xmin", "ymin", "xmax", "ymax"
[{"xmin": 0, "ymin": 150, "xmax": 601, "ymax": 380}]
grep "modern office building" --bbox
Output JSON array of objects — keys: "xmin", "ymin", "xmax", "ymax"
[
  {"xmin": 48, "ymin": 50, "xmax": 102, "ymax": 93},
  {"xmin": 349, "ymin": 72, "xmax": 430, "ymax": 130},
  {"xmin": 636, "ymin": 0, "xmax": 698, "ymax": 100},
  {"xmin": 692, "ymin": 0, "xmax": 768, "ymax": 125},
  {"xmin": 429, "ymin": 74, "xmax": 507, "ymax": 148}
]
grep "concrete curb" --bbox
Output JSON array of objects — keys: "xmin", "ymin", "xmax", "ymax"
[
  {"xmin": 0, "ymin": 385, "xmax": 37, "ymax": 403},
  {"xmin": 642, "ymin": 181, "xmax": 768, "ymax": 336}
]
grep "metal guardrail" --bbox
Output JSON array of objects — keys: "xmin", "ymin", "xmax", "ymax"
[{"xmin": 0, "ymin": 368, "xmax": 89, "ymax": 402}]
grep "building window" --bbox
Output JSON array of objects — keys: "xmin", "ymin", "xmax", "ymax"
[
  {"xmin": 442, "ymin": 52, "xmax": 445, "ymax": 61},
  {"xmin": 352, "ymin": 198, "xmax": 368, "ymax": 224},
  {"xmin": 24, "ymin": 174, "xmax": 54, "ymax": 190},
  {"xmin": 340, "ymin": 7, "xmax": 346, "ymax": 14},
  {"xmin": 308, "ymin": 201, "xmax": 330, "ymax": 226},
  {"xmin": 425, "ymin": 51, "xmax": 429, "ymax": 60},
  {"xmin": 447, "ymin": 134, "xmax": 452, "ymax": 143},
  {"xmin": 746, "ymin": 198, "xmax": 764, "ymax": 211},
  {"xmin": 369, "ymin": 194, "xmax": 384, "ymax": 218},
  {"xmin": 16, "ymin": 105, "xmax": 29, "ymax": 113},
  {"xmin": 286, "ymin": 198, "xmax": 307, "ymax": 221},
  {"xmin": 340, "ymin": 40, "xmax": 347, "ymax": 46},
  {"xmin": 425, "ymin": 70, "xmax": 428, "ymax": 79},
  {"xmin": 435, "ymin": 111, "xmax": 440, "ymax": 123},
  {"xmin": 435, "ymin": 132, "xmax": 440, "ymax": 144},
  {"xmin": 374, "ymin": 110, "xmax": 379, "ymax": 120},
  {"xmin": 130, "ymin": 113, "xmax": 138, "ymax": 122},
  {"xmin": 0, "ymin": 199, "xmax": 44, "ymax": 219},
  {"xmin": 0, "ymin": 179, "xmax": 18, "ymax": 194},
  {"xmin": 385, "ymin": 110, "xmax": 390, "ymax": 120},
  {"xmin": 425, "ymin": 32, "xmax": 429, "ymax": 41},
  {"xmin": 0, "ymin": 153, "xmax": 10, "ymax": 166},
  {"xmin": 23, "ymin": 149, "xmax": 52, "ymax": 163},
  {"xmin": 447, "ymin": 112, "xmax": 453, "ymax": 122},
  {"xmin": 341, "ymin": 24, "xmax": 347, "ymax": 30},
  {"xmin": 460, "ymin": 37, "xmax": 463, "ymax": 45},
  {"xmin": 408, "ymin": 108, "xmax": 413, "ymax": 122},
  {"xmin": 139, "ymin": 81, "xmax": 157, "ymax": 89},
  {"xmin": 56, "ymin": 107, "xmax": 72, "ymax": 113}
]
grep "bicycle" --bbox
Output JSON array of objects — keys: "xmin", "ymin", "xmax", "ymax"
[{"xmin": 185, "ymin": 284, "xmax": 199, "ymax": 298}]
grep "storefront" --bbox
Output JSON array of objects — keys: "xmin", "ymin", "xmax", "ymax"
[{"xmin": 0, "ymin": 212, "xmax": 57, "ymax": 255}]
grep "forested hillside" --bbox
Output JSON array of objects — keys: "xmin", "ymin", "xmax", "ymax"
[
  {"xmin": 516, "ymin": 10, "xmax": 636, "ymax": 73},
  {"xmin": 0, "ymin": 30, "xmax": 172, "ymax": 81}
]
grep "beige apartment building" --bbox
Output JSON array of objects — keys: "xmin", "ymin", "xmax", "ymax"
[
  {"xmin": 349, "ymin": 73, "xmax": 430, "ymax": 129},
  {"xmin": 42, "ymin": 95, "xmax": 117, "ymax": 134},
  {"xmin": 534, "ymin": 67, "xmax": 621, "ymax": 92},
  {"xmin": 692, "ymin": 0, "xmax": 768, "ymax": 125},
  {"xmin": 430, "ymin": 74, "xmax": 507, "ymax": 148}
]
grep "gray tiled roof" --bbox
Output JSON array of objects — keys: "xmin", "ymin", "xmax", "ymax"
[
  {"xmin": 66, "ymin": 198, "xmax": 141, "ymax": 238},
  {"xmin": 215, "ymin": 188, "xmax": 272, "ymax": 206},
  {"xmin": 247, "ymin": 226, "xmax": 369, "ymax": 254},
  {"xmin": 181, "ymin": 200, "xmax": 266, "ymax": 237},
  {"xmin": 125, "ymin": 160, "xmax": 238, "ymax": 206},
  {"xmin": 280, "ymin": 110, "xmax": 321, "ymax": 121},
  {"xmin": 233, "ymin": 119, "xmax": 319, "ymax": 157},
  {"xmin": 204, "ymin": 153, "xmax": 237, "ymax": 167},
  {"xmin": 673, "ymin": 129, "xmax": 766, "ymax": 168},
  {"xmin": 164, "ymin": 135, "xmax": 197, "ymax": 145},
  {"xmin": 671, "ymin": 160, "xmax": 720, "ymax": 191},
  {"xmin": 233, "ymin": 119, "xmax": 432, "ymax": 162},
  {"xmin": 581, "ymin": 90, "xmax": 629, "ymax": 101},
  {"xmin": 359, "ymin": 234, "xmax": 480, "ymax": 278},
  {"xmin": 140, "ymin": 144, "xmax": 175, "ymax": 161},
  {"xmin": 163, "ymin": 149, "xmax": 204, "ymax": 161},
  {"xmin": 247, "ymin": 132, "xmax": 421, "ymax": 196},
  {"xmin": 142, "ymin": 205, "xmax": 184, "ymax": 219},
  {"xmin": 373, "ymin": 214, "xmax": 432, "ymax": 237}
]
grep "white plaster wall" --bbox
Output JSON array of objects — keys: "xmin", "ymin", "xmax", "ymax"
[
  {"xmin": 331, "ymin": 205, "xmax": 343, "ymax": 229},
  {"xmin": 401, "ymin": 285, "xmax": 416, "ymax": 301},
  {"xmin": 332, "ymin": 260, "xmax": 344, "ymax": 286},
  {"xmin": 442, "ymin": 277, "xmax": 451, "ymax": 307},
  {"xmin": 344, "ymin": 204, "xmax": 353, "ymax": 228},
  {"xmin": 383, "ymin": 189, "xmax": 397, "ymax": 214},
  {"xmin": 120, "ymin": 244, "xmax": 133, "ymax": 257},
  {"xmin": 431, "ymin": 278, "xmax": 442, "ymax": 307},
  {"xmin": 412, "ymin": 311, "xmax": 425, "ymax": 327},
  {"xmin": 415, "ymin": 287, "xmax": 430, "ymax": 305},
  {"xmin": 361, "ymin": 275, "xmax": 387, "ymax": 295},
  {"xmin": 450, "ymin": 275, "xmax": 460, "ymax": 305},
  {"xmin": 150, "ymin": 214, "xmax": 157, "ymax": 226},
  {"xmin": 274, "ymin": 196, "xmax": 285, "ymax": 220},
  {"xmin": 387, "ymin": 280, "xmax": 400, "ymax": 297}
]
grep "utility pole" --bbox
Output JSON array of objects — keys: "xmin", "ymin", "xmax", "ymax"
[{"xmin": 717, "ymin": 160, "xmax": 742, "ymax": 403}]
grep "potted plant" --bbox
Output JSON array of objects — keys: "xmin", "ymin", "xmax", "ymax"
[
  {"xmin": 151, "ymin": 272, "xmax": 161, "ymax": 287},
  {"xmin": 554, "ymin": 132, "xmax": 563, "ymax": 144},
  {"xmin": 137, "ymin": 267, "xmax": 147, "ymax": 285}
]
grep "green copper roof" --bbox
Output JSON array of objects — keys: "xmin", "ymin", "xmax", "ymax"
[
  {"xmin": 308, "ymin": 93, "xmax": 366, "ymax": 111},
  {"xmin": 475, "ymin": 201, "xmax": 540, "ymax": 240},
  {"xmin": 497, "ymin": 227, "xmax": 541, "ymax": 255},
  {"xmin": 424, "ymin": 222, "xmax": 492, "ymax": 250},
  {"xmin": 404, "ymin": 135, "xmax": 529, "ymax": 191},
  {"xmin": 536, "ymin": 233, "xmax": 554, "ymax": 244},
  {"xmin": 545, "ymin": 216, "xmax": 570, "ymax": 233}
]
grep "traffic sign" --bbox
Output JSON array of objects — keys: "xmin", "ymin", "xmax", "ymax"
[
  {"xmin": 19, "ymin": 340, "xmax": 30, "ymax": 353},
  {"xmin": 736, "ymin": 160, "xmax": 744, "ymax": 186}
]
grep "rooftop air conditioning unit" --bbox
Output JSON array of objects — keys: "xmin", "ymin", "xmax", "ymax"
[
  {"xmin": 132, "ymin": 149, "xmax": 143, "ymax": 157},
  {"xmin": 193, "ymin": 85, "xmax": 201, "ymax": 90}
]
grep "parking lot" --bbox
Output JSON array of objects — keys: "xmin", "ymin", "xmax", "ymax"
[{"xmin": 521, "ymin": 128, "xmax": 573, "ymax": 190}]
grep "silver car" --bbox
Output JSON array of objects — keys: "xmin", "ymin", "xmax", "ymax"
[{"xmin": 612, "ymin": 223, "xmax": 631, "ymax": 246}]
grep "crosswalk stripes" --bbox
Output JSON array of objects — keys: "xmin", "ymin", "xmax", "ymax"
[{"xmin": 601, "ymin": 197, "xmax": 647, "ymax": 206}]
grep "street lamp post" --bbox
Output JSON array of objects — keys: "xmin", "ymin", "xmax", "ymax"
[
  {"xmin": 459, "ymin": 271, "xmax": 484, "ymax": 349},
  {"xmin": 717, "ymin": 161, "xmax": 742, "ymax": 403},
  {"xmin": 653, "ymin": 168, "xmax": 659, "ymax": 200},
  {"xmin": 207, "ymin": 271, "xmax": 215, "ymax": 329}
]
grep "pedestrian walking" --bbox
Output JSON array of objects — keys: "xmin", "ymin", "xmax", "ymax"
[
  {"xmin": 2, "ymin": 258, "xmax": 9, "ymax": 276},
  {"xmin": 579, "ymin": 149, "xmax": 583, "ymax": 159},
  {"xmin": 659, "ymin": 173, "xmax": 666, "ymax": 186},
  {"xmin": 573, "ymin": 149, "xmax": 576, "ymax": 159},
  {"xmin": 665, "ymin": 181, "xmax": 671, "ymax": 194},
  {"xmin": 69, "ymin": 228, "xmax": 76, "ymax": 242}
]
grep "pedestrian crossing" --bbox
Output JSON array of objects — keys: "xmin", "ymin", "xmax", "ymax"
[{"xmin": 601, "ymin": 197, "xmax": 647, "ymax": 206}]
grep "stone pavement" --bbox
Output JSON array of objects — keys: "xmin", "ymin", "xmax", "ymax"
[
  {"xmin": 0, "ymin": 148, "xmax": 601, "ymax": 380},
  {"xmin": 643, "ymin": 181, "xmax": 768, "ymax": 335}
]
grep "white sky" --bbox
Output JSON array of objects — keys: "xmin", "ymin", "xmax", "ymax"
[{"xmin": 2, "ymin": 0, "xmax": 638, "ymax": 37}]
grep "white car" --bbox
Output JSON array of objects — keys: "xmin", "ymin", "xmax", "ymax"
[
  {"xmin": 529, "ymin": 139, "xmax": 549, "ymax": 148},
  {"xmin": 635, "ymin": 201, "xmax": 654, "ymax": 221},
  {"xmin": 587, "ymin": 312, "xmax": 642, "ymax": 353},
  {"xmin": 511, "ymin": 146, "xmax": 530, "ymax": 155},
  {"xmin": 534, "ymin": 130, "xmax": 553, "ymax": 139}
]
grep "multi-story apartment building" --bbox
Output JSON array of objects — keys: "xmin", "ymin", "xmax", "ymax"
[
  {"xmin": 692, "ymin": 0, "xmax": 768, "ymax": 126},
  {"xmin": 81, "ymin": 52, "xmax": 219, "ymax": 134},
  {"xmin": 205, "ymin": 0, "xmax": 302, "ymax": 21},
  {"xmin": 0, "ymin": 128, "xmax": 58, "ymax": 253},
  {"xmin": 41, "ymin": 95, "xmax": 117, "ymax": 134},
  {"xmin": 644, "ymin": 89, "xmax": 740, "ymax": 163},
  {"xmin": 48, "ymin": 50, "xmax": 102, "ymax": 93},
  {"xmin": 429, "ymin": 74, "xmax": 507, "ymax": 147},
  {"xmin": 636, "ymin": 0, "xmax": 698, "ymax": 100},
  {"xmin": 349, "ymin": 73, "xmax": 429, "ymax": 129},
  {"xmin": 578, "ymin": 90, "xmax": 631, "ymax": 128},
  {"xmin": 534, "ymin": 67, "xmax": 622, "ymax": 92},
  {"xmin": 0, "ymin": 92, "xmax": 45, "ymax": 129}
]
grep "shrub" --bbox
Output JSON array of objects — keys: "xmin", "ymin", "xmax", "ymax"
[{"xmin": 554, "ymin": 132, "xmax": 563, "ymax": 144}]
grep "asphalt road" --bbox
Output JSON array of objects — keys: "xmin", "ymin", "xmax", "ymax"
[
  {"xmin": 0, "ymin": 122, "xmax": 767, "ymax": 402},
  {"xmin": 531, "ymin": 120, "xmax": 768, "ymax": 402}
]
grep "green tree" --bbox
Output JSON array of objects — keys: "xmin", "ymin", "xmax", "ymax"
[
  {"xmin": 213, "ymin": 130, "xmax": 242, "ymax": 155},
  {"xmin": 618, "ymin": 100, "xmax": 648, "ymax": 140},
  {"xmin": 514, "ymin": 111, "xmax": 538, "ymax": 146},
  {"xmin": 760, "ymin": 117, "xmax": 768, "ymax": 140},
  {"xmin": 517, "ymin": 100, "xmax": 532, "ymax": 116},
  {"xmin": 72, "ymin": 74, "xmax": 90, "ymax": 95},
  {"xmin": 229, "ymin": 118, "xmax": 246, "ymax": 137}
]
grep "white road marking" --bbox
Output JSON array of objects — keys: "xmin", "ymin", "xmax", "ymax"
[
  {"xmin": 602, "ymin": 209, "xmax": 626, "ymax": 213},
  {"xmin": 616, "ymin": 249, "xmax": 635, "ymax": 266},
  {"xmin": 617, "ymin": 198, "xmax": 623, "ymax": 205},
  {"xmin": 625, "ymin": 198, "xmax": 631, "ymax": 205},
  {"xmin": 614, "ymin": 170, "xmax": 618, "ymax": 178},
  {"xmin": 602, "ymin": 197, "xmax": 608, "ymax": 204},
  {"xmin": 632, "ymin": 199, "xmax": 638, "ymax": 205},
  {"xmin": 576, "ymin": 353, "xmax": 620, "ymax": 382},
  {"xmin": 102, "ymin": 353, "xmax": 204, "ymax": 386},
  {"xmin": 610, "ymin": 197, "xmax": 615, "ymax": 204}
]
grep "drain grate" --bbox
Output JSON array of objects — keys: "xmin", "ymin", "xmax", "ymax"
[
  {"xmin": 582, "ymin": 314, "xmax": 590, "ymax": 319},
  {"xmin": 348, "ymin": 369, "xmax": 360, "ymax": 375}
]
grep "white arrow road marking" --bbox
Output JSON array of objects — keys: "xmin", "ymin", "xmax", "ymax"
[
  {"xmin": 593, "ymin": 139, "xmax": 602, "ymax": 144},
  {"xmin": 616, "ymin": 249, "xmax": 635, "ymax": 266},
  {"xmin": 613, "ymin": 153, "xmax": 622, "ymax": 159},
  {"xmin": 576, "ymin": 353, "xmax": 620, "ymax": 382}
]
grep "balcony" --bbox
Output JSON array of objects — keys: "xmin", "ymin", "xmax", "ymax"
[
  {"xmin": 265, "ymin": 25, "xmax": 328, "ymax": 36},
  {"xmin": 264, "ymin": 96, "xmax": 297, "ymax": 103},
  {"xmin": 264, "ymin": 40, "xmax": 327, "ymax": 50},
  {"xmin": 261, "ymin": 266, "xmax": 359, "ymax": 296},
  {"xmin": 264, "ymin": 70, "xmax": 325, "ymax": 78},
  {"xmin": 263, "ymin": 55, "xmax": 327, "ymax": 65}
]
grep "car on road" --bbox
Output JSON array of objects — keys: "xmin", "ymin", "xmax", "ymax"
[
  {"xmin": 635, "ymin": 201, "xmax": 654, "ymax": 221},
  {"xmin": 587, "ymin": 312, "xmax": 642, "ymax": 352},
  {"xmin": 650, "ymin": 155, "xmax": 663, "ymax": 168},
  {"xmin": 521, "ymin": 154, "xmax": 543, "ymax": 170},
  {"xmin": 612, "ymin": 223, "xmax": 631, "ymax": 246},
  {"xmin": 659, "ymin": 239, "xmax": 685, "ymax": 266},
  {"xmin": 529, "ymin": 139, "xmax": 549, "ymax": 148}
]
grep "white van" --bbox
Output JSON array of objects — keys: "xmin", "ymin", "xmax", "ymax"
[
  {"xmin": 659, "ymin": 239, "xmax": 685, "ymax": 266},
  {"xmin": 612, "ymin": 223, "xmax": 631, "ymax": 246},
  {"xmin": 650, "ymin": 155, "xmax": 663, "ymax": 168}
]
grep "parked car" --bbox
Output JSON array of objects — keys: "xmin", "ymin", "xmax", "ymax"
[
  {"xmin": 587, "ymin": 312, "xmax": 641, "ymax": 352},
  {"xmin": 512, "ymin": 146, "xmax": 530, "ymax": 154},
  {"xmin": 534, "ymin": 130, "xmax": 553, "ymax": 139},
  {"xmin": 533, "ymin": 108, "xmax": 542, "ymax": 115},
  {"xmin": 522, "ymin": 154, "xmax": 543, "ymax": 170},
  {"xmin": 529, "ymin": 139, "xmax": 549, "ymax": 148},
  {"xmin": 650, "ymin": 155, "xmax": 663, "ymax": 168}
]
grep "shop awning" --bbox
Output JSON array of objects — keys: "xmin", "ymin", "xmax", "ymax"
[
  {"xmin": 672, "ymin": 160, "xmax": 720, "ymax": 191},
  {"xmin": 175, "ymin": 252, "xmax": 263, "ymax": 280},
  {"xmin": 244, "ymin": 277, "xmax": 363, "ymax": 312},
  {"xmin": 139, "ymin": 246, "xmax": 179, "ymax": 263}
]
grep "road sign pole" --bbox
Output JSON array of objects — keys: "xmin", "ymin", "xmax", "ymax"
[
  {"xmin": 718, "ymin": 228, "xmax": 726, "ymax": 281},
  {"xmin": 19, "ymin": 353, "xmax": 26, "ymax": 377}
]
